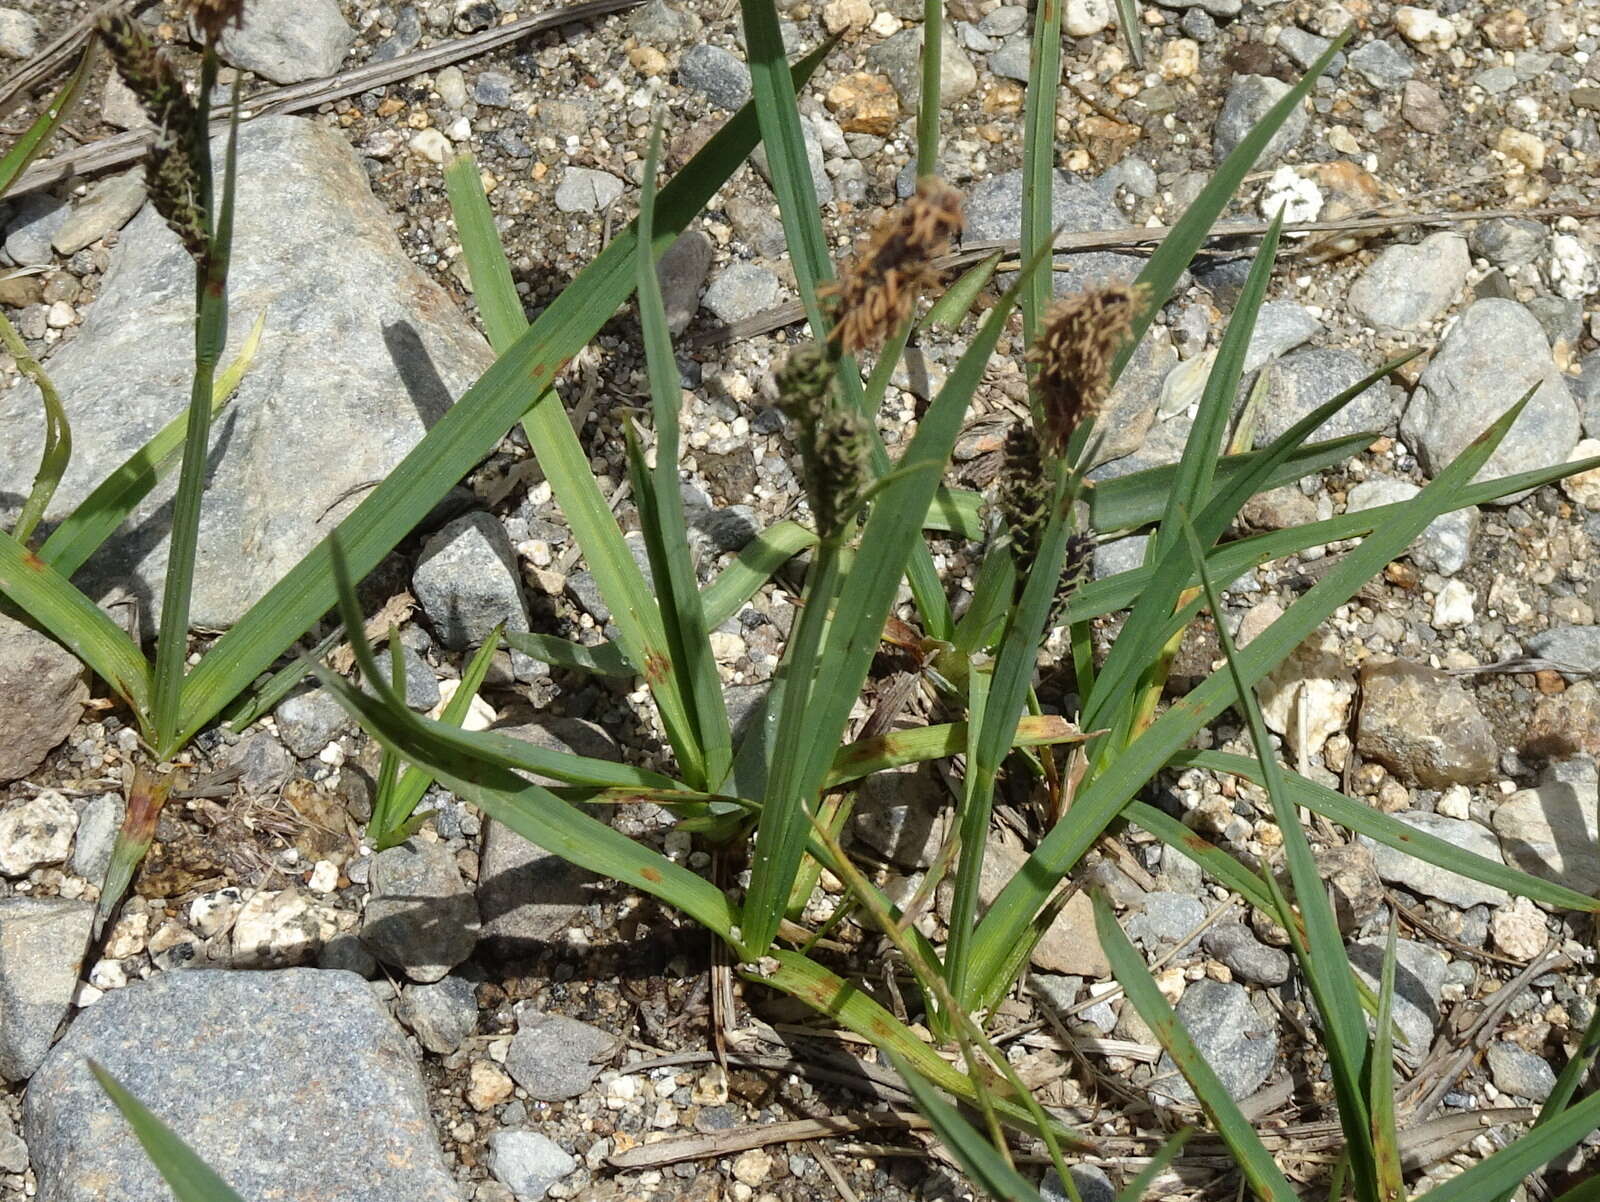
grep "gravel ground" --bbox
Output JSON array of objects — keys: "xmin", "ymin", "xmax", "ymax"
[{"xmin": 1, "ymin": 0, "xmax": 1599, "ymax": 1199}]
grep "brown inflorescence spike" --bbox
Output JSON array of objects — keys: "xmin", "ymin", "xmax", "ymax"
[
  {"xmin": 185, "ymin": 0, "xmax": 248, "ymax": 43},
  {"xmin": 1027, "ymin": 283, "xmax": 1146, "ymax": 454},
  {"xmin": 823, "ymin": 177, "xmax": 963, "ymax": 356}
]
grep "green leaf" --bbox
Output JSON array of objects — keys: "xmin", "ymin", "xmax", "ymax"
[
  {"xmin": 1019, "ymin": 0, "xmax": 1063, "ymax": 349},
  {"xmin": 915, "ymin": 0, "xmax": 942, "ymax": 177},
  {"xmin": 966, "ymin": 388, "xmax": 1536, "ymax": 1010},
  {"xmin": 1177, "ymin": 751, "xmax": 1600, "ymax": 914},
  {"xmin": 1093, "ymin": 893, "xmax": 1300, "ymax": 1202},
  {"xmin": 317, "ymin": 549, "xmax": 734, "ymax": 936},
  {"xmin": 38, "ymin": 311, "xmax": 264, "ymax": 578},
  {"xmin": 633, "ymin": 119, "xmax": 732, "ymax": 787},
  {"xmin": 887, "ymin": 1052, "xmax": 1044, "ymax": 1202},
  {"xmin": 0, "ymin": 531, "xmax": 152, "ymax": 718},
  {"xmin": 826, "ymin": 714, "xmax": 1086, "ymax": 789},
  {"xmin": 921, "ymin": 252, "xmax": 1002, "ymax": 330},
  {"xmin": 446, "ymin": 147, "xmax": 706, "ymax": 789},
  {"xmin": 1, "ymin": 312, "xmax": 69, "ymax": 547},
  {"xmin": 0, "ymin": 43, "xmax": 94, "ymax": 198},
  {"xmin": 1180, "ymin": 511, "xmax": 1377, "ymax": 1193},
  {"xmin": 371, "ymin": 628, "xmax": 501, "ymax": 849},
  {"xmin": 90, "ymin": 1061, "xmax": 247, "ymax": 1202},
  {"xmin": 171, "ymin": 46, "xmax": 831, "ymax": 752},
  {"xmin": 1413, "ymin": 1089, "xmax": 1600, "ymax": 1202}
]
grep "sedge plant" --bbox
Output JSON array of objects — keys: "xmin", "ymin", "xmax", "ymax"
[{"xmin": 69, "ymin": 0, "xmax": 1600, "ymax": 1197}]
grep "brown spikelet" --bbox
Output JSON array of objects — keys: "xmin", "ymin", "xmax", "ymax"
[
  {"xmin": 1027, "ymin": 283, "xmax": 1146, "ymax": 454},
  {"xmin": 185, "ymin": 0, "xmax": 248, "ymax": 43},
  {"xmin": 823, "ymin": 177, "xmax": 963, "ymax": 355},
  {"xmin": 98, "ymin": 12, "xmax": 210, "ymax": 263}
]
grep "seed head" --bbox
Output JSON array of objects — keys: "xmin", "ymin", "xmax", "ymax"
[
  {"xmin": 185, "ymin": 0, "xmax": 248, "ymax": 43},
  {"xmin": 808, "ymin": 406, "xmax": 872, "ymax": 537},
  {"xmin": 775, "ymin": 343, "xmax": 834, "ymax": 425},
  {"xmin": 823, "ymin": 177, "xmax": 963, "ymax": 356},
  {"xmin": 1028, "ymin": 283, "xmax": 1145, "ymax": 454},
  {"xmin": 98, "ymin": 12, "xmax": 210, "ymax": 263}
]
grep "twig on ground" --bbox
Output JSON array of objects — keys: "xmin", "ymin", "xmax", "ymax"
[{"xmin": 608, "ymin": 1109, "xmax": 929, "ymax": 1169}]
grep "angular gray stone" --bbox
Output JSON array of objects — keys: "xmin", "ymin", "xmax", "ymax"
[
  {"xmin": 0, "ymin": 117, "xmax": 495, "ymax": 635},
  {"xmin": 0, "ymin": 8, "xmax": 38, "ymax": 58},
  {"xmin": 398, "ymin": 975, "xmax": 478, "ymax": 1054},
  {"xmin": 1092, "ymin": 331, "xmax": 1178, "ymax": 467},
  {"xmin": 1093, "ymin": 533, "xmax": 1149, "ymax": 580},
  {"xmin": 478, "ymin": 718, "xmax": 620, "ymax": 954},
  {"xmin": 0, "ymin": 611, "xmax": 87, "ymax": 784},
  {"xmin": 1347, "ymin": 233, "xmax": 1469, "ymax": 331},
  {"xmin": 1251, "ymin": 348, "xmax": 1394, "ymax": 448},
  {"xmin": 505, "ymin": 1010, "xmax": 620, "ymax": 1101},
  {"xmin": 629, "ymin": 0, "xmax": 702, "ymax": 46},
  {"xmin": 362, "ymin": 838, "xmax": 480, "ymax": 982},
  {"xmin": 412, "ymin": 512, "xmax": 531, "ymax": 651},
  {"xmin": 0, "ymin": 897, "xmax": 92, "ymax": 1083},
  {"xmin": 1213, "ymin": 75, "xmax": 1309, "ymax": 164},
  {"xmin": 220, "ymin": 730, "xmax": 296, "ymax": 794},
  {"xmin": 987, "ymin": 38, "xmax": 1033, "ymax": 83},
  {"xmin": 1277, "ymin": 27, "xmax": 1337, "ymax": 72},
  {"xmin": 1401, "ymin": 299, "xmax": 1579, "ymax": 497},
  {"xmin": 1042, "ymin": 1164, "xmax": 1115, "ymax": 1202},
  {"xmin": 70, "ymin": 793, "xmax": 123, "ymax": 883},
  {"xmin": 867, "ymin": 25, "xmax": 977, "ymax": 107},
  {"xmin": 852, "ymin": 764, "xmax": 949, "ymax": 868},
  {"xmin": 0, "ymin": 1126, "xmax": 24, "ymax": 1173},
  {"xmin": 4, "ymin": 192, "xmax": 67, "ymax": 266},
  {"xmin": 1349, "ymin": 938, "xmax": 1446, "ymax": 1059},
  {"xmin": 274, "ymin": 684, "xmax": 351, "ymax": 758},
  {"xmin": 1202, "ymin": 922, "xmax": 1291, "ymax": 985},
  {"xmin": 1525, "ymin": 625, "xmax": 1600, "ymax": 677},
  {"xmin": 488, "ymin": 1130, "xmax": 577, "ymax": 1201},
  {"xmin": 52, "ymin": 170, "xmax": 146, "ymax": 257},
  {"xmin": 0, "ymin": 791, "xmax": 76, "ymax": 877},
  {"xmin": 1347, "ymin": 39, "xmax": 1415, "ymax": 88},
  {"xmin": 1152, "ymin": 979, "xmax": 1277, "ymax": 1106},
  {"xmin": 1357, "ymin": 659, "xmax": 1498, "ymax": 787},
  {"xmin": 1243, "ymin": 300, "xmax": 1322, "ymax": 373},
  {"xmin": 964, "ymin": 169, "xmax": 1124, "ymax": 243},
  {"xmin": 1345, "ymin": 477, "xmax": 1477, "ymax": 575},
  {"xmin": 473, "ymin": 71, "xmax": 514, "ymax": 107},
  {"xmin": 702, "ymin": 262, "xmax": 782, "ymax": 325},
  {"xmin": 553, "ymin": 168, "xmax": 625, "ymax": 214},
  {"xmin": 656, "ymin": 230, "xmax": 713, "ymax": 335},
  {"xmin": 1364, "ymin": 811, "xmax": 1510, "ymax": 908},
  {"xmin": 678, "ymin": 44, "xmax": 752, "ymax": 109},
  {"xmin": 1487, "ymin": 1042, "xmax": 1557, "ymax": 1102},
  {"xmin": 359, "ymin": 641, "xmax": 441, "ymax": 711},
  {"xmin": 216, "ymin": 0, "xmax": 356, "ymax": 84},
  {"xmin": 1124, "ymin": 891, "xmax": 1206, "ymax": 953},
  {"xmin": 24, "ymin": 969, "xmax": 458, "ymax": 1200},
  {"xmin": 1491, "ymin": 758, "xmax": 1600, "ymax": 896},
  {"xmin": 1469, "ymin": 217, "xmax": 1545, "ymax": 271}
]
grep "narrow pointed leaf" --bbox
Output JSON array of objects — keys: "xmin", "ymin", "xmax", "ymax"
[{"xmin": 89, "ymin": 1062, "xmax": 247, "ymax": 1202}]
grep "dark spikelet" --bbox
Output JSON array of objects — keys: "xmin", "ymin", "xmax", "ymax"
[
  {"xmin": 1028, "ymin": 283, "xmax": 1146, "ymax": 454},
  {"xmin": 823, "ymin": 177, "xmax": 963, "ymax": 355},
  {"xmin": 186, "ymin": 0, "xmax": 248, "ymax": 43},
  {"xmin": 775, "ymin": 343, "xmax": 834, "ymax": 425},
  {"xmin": 810, "ymin": 407, "xmax": 872, "ymax": 536},
  {"xmin": 1048, "ymin": 530, "xmax": 1096, "ymax": 625},
  {"xmin": 98, "ymin": 12, "xmax": 210, "ymax": 263},
  {"xmin": 997, "ymin": 423, "xmax": 1050, "ymax": 576}
]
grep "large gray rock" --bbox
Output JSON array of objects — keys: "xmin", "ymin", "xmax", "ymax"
[
  {"xmin": 24, "ymin": 969, "xmax": 458, "ymax": 1201},
  {"xmin": 0, "ymin": 612, "xmax": 87, "ymax": 784},
  {"xmin": 1525, "ymin": 625, "xmax": 1600, "ymax": 678},
  {"xmin": 1364, "ymin": 811, "xmax": 1509, "ymax": 908},
  {"xmin": 1347, "ymin": 233, "xmax": 1469, "ymax": 331},
  {"xmin": 0, "ymin": 898, "xmax": 92, "ymax": 1083},
  {"xmin": 1487, "ymin": 1042, "xmax": 1557, "ymax": 1102},
  {"xmin": 1213, "ymin": 75, "xmax": 1309, "ymax": 164},
  {"xmin": 216, "ymin": 0, "xmax": 356, "ymax": 84},
  {"xmin": 362, "ymin": 838, "xmax": 481, "ymax": 982},
  {"xmin": 412, "ymin": 512, "xmax": 531, "ymax": 651},
  {"xmin": 478, "ymin": 718, "xmax": 620, "ymax": 955},
  {"xmin": 1151, "ymin": 979, "xmax": 1277, "ymax": 1106},
  {"xmin": 1243, "ymin": 300, "xmax": 1322, "ymax": 373},
  {"xmin": 964, "ymin": 169, "xmax": 1124, "ymax": 242},
  {"xmin": 0, "ymin": 117, "xmax": 495, "ymax": 635},
  {"xmin": 52, "ymin": 170, "xmax": 146, "ymax": 257},
  {"xmin": 1401, "ymin": 299, "xmax": 1579, "ymax": 496},
  {"xmin": 678, "ymin": 44, "xmax": 752, "ymax": 109},
  {"xmin": 866, "ymin": 25, "xmax": 977, "ymax": 107}
]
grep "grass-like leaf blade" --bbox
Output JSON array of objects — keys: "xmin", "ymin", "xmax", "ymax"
[{"xmin": 89, "ymin": 1061, "xmax": 247, "ymax": 1202}]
